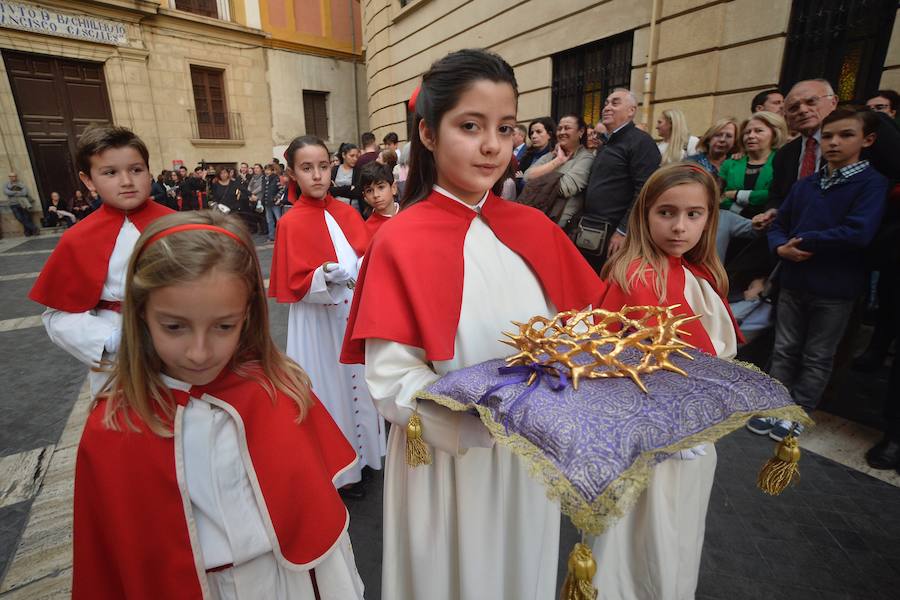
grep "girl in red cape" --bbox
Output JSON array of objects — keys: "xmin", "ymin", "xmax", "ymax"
[
  {"xmin": 341, "ymin": 49, "xmax": 603, "ymax": 600},
  {"xmin": 591, "ymin": 163, "xmax": 743, "ymax": 599},
  {"xmin": 268, "ymin": 135, "xmax": 384, "ymax": 498},
  {"xmin": 73, "ymin": 211, "xmax": 364, "ymax": 600}
]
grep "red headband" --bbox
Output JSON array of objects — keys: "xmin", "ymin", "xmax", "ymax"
[{"xmin": 142, "ymin": 224, "xmax": 248, "ymax": 255}]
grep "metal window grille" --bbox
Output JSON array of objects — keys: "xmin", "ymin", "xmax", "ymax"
[
  {"xmin": 552, "ymin": 32, "xmax": 634, "ymax": 126},
  {"xmin": 780, "ymin": 0, "xmax": 897, "ymax": 102}
]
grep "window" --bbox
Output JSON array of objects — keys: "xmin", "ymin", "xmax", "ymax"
[
  {"xmin": 190, "ymin": 65, "xmax": 230, "ymax": 139},
  {"xmin": 780, "ymin": 0, "xmax": 897, "ymax": 102},
  {"xmin": 175, "ymin": 0, "xmax": 218, "ymax": 18},
  {"xmin": 303, "ymin": 91, "xmax": 329, "ymax": 139},
  {"xmin": 552, "ymin": 32, "xmax": 633, "ymax": 127}
]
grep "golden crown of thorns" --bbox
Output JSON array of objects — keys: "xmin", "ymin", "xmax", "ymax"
[{"xmin": 501, "ymin": 306, "xmax": 699, "ymax": 393}]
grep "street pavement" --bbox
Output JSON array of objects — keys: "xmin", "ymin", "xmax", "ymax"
[{"xmin": 1, "ymin": 229, "xmax": 899, "ymax": 599}]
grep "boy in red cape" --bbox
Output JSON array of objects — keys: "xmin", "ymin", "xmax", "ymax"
[
  {"xmin": 29, "ymin": 126, "xmax": 173, "ymax": 395},
  {"xmin": 358, "ymin": 162, "xmax": 399, "ymax": 238}
]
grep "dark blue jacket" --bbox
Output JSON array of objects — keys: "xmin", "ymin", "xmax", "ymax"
[{"xmin": 768, "ymin": 166, "xmax": 887, "ymax": 299}]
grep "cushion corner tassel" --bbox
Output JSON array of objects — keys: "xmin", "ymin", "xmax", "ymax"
[
  {"xmin": 559, "ymin": 542, "xmax": 598, "ymax": 600},
  {"xmin": 405, "ymin": 409, "xmax": 432, "ymax": 467},
  {"xmin": 757, "ymin": 434, "xmax": 801, "ymax": 495}
]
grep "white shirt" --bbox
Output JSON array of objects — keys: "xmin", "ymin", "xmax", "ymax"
[{"xmin": 166, "ymin": 374, "xmax": 273, "ymax": 570}]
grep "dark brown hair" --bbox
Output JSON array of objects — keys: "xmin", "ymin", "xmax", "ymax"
[
  {"xmin": 403, "ymin": 48, "xmax": 518, "ymax": 208},
  {"xmin": 76, "ymin": 126, "xmax": 150, "ymax": 175},
  {"xmin": 823, "ymin": 107, "xmax": 880, "ymax": 137}
]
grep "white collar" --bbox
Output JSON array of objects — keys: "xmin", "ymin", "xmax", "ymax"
[
  {"xmin": 378, "ymin": 202, "xmax": 400, "ymax": 218},
  {"xmin": 433, "ymin": 185, "xmax": 489, "ymax": 212},
  {"xmin": 160, "ymin": 373, "xmax": 191, "ymax": 392}
]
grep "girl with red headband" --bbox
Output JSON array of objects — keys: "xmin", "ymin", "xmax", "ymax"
[
  {"xmin": 269, "ymin": 135, "xmax": 384, "ymax": 499},
  {"xmin": 73, "ymin": 211, "xmax": 365, "ymax": 599},
  {"xmin": 593, "ymin": 162, "xmax": 743, "ymax": 598}
]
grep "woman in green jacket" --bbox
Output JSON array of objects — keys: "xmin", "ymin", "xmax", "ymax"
[{"xmin": 719, "ymin": 111, "xmax": 789, "ymax": 218}]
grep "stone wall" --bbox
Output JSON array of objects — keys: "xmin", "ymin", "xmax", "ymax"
[
  {"xmin": 267, "ymin": 48, "xmax": 368, "ymax": 152},
  {"xmin": 363, "ymin": 0, "xmax": 900, "ymax": 143}
]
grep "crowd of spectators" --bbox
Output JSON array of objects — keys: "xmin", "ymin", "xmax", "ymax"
[{"xmin": 509, "ymin": 82, "xmax": 900, "ymax": 470}]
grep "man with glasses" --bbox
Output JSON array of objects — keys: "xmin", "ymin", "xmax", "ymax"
[{"xmin": 866, "ymin": 90, "xmax": 899, "ymax": 120}]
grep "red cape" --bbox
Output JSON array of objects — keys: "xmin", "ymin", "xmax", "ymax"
[
  {"xmin": 341, "ymin": 189, "xmax": 605, "ymax": 363},
  {"xmin": 365, "ymin": 211, "xmax": 391, "ymax": 237},
  {"xmin": 598, "ymin": 255, "xmax": 744, "ymax": 356},
  {"xmin": 73, "ymin": 368, "xmax": 356, "ymax": 600},
  {"xmin": 268, "ymin": 193, "xmax": 369, "ymax": 302},
  {"xmin": 29, "ymin": 200, "xmax": 173, "ymax": 312}
]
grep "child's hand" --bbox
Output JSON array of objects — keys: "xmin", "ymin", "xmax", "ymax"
[
  {"xmin": 323, "ymin": 262, "xmax": 352, "ymax": 283},
  {"xmin": 777, "ymin": 238, "xmax": 813, "ymax": 262},
  {"xmin": 752, "ymin": 208, "xmax": 777, "ymax": 231}
]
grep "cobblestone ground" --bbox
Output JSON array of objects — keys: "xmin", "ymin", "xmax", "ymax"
[{"xmin": 1, "ymin": 230, "xmax": 898, "ymax": 599}]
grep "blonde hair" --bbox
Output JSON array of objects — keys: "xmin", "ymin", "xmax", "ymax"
[
  {"xmin": 601, "ymin": 163, "xmax": 727, "ymax": 302},
  {"xmin": 99, "ymin": 211, "xmax": 312, "ymax": 436},
  {"xmin": 659, "ymin": 109, "xmax": 692, "ymax": 165},
  {"xmin": 695, "ymin": 117, "xmax": 739, "ymax": 155},
  {"xmin": 739, "ymin": 111, "xmax": 789, "ymax": 152}
]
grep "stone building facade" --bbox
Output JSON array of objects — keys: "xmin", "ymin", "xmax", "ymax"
[
  {"xmin": 363, "ymin": 0, "xmax": 899, "ymax": 143},
  {"xmin": 0, "ymin": 0, "xmax": 365, "ymax": 236}
]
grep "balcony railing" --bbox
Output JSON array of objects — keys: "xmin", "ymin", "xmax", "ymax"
[{"xmin": 188, "ymin": 109, "xmax": 243, "ymax": 141}]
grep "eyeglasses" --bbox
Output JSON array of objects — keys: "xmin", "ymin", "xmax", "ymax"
[
  {"xmin": 785, "ymin": 94, "xmax": 835, "ymax": 115},
  {"xmin": 868, "ymin": 103, "xmax": 891, "ymax": 111}
]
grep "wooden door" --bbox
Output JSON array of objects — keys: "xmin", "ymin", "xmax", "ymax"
[
  {"xmin": 190, "ymin": 66, "xmax": 229, "ymax": 139},
  {"xmin": 2, "ymin": 50, "xmax": 113, "ymax": 212}
]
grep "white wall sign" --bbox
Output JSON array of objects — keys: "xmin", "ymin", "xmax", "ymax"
[{"xmin": 0, "ymin": 1, "xmax": 128, "ymax": 46}]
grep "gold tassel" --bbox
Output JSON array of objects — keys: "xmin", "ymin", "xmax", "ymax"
[
  {"xmin": 559, "ymin": 543, "xmax": 598, "ymax": 600},
  {"xmin": 757, "ymin": 435, "xmax": 801, "ymax": 495},
  {"xmin": 405, "ymin": 410, "xmax": 431, "ymax": 467}
]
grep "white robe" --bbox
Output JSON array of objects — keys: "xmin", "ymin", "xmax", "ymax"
[
  {"xmin": 163, "ymin": 375, "xmax": 365, "ymax": 600},
  {"xmin": 42, "ymin": 218, "xmax": 138, "ymax": 396},
  {"xmin": 364, "ymin": 190, "xmax": 562, "ymax": 600},
  {"xmin": 590, "ymin": 267, "xmax": 738, "ymax": 600},
  {"xmin": 285, "ymin": 211, "xmax": 385, "ymax": 488}
]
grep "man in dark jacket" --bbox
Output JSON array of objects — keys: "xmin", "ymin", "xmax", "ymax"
[
  {"xmin": 260, "ymin": 164, "xmax": 281, "ymax": 242},
  {"xmin": 179, "ymin": 166, "xmax": 207, "ymax": 210},
  {"xmin": 579, "ymin": 88, "xmax": 660, "ymax": 271}
]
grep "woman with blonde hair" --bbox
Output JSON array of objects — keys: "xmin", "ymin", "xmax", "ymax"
[
  {"xmin": 687, "ymin": 117, "xmax": 740, "ymax": 176},
  {"xmin": 719, "ymin": 111, "xmax": 789, "ymax": 218},
  {"xmin": 73, "ymin": 210, "xmax": 365, "ymax": 599},
  {"xmin": 656, "ymin": 108, "xmax": 699, "ymax": 165}
]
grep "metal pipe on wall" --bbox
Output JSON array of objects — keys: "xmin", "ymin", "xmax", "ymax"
[{"xmin": 642, "ymin": 0, "xmax": 661, "ymax": 128}]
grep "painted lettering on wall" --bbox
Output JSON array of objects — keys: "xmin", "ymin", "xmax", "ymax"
[{"xmin": 0, "ymin": 1, "xmax": 128, "ymax": 46}]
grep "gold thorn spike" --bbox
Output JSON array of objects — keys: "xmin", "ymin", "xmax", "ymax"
[{"xmin": 502, "ymin": 306, "xmax": 695, "ymax": 392}]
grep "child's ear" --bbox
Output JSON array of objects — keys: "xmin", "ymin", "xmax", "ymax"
[
  {"xmin": 391, "ymin": 181, "xmax": 398, "ymax": 196},
  {"xmin": 78, "ymin": 171, "xmax": 96, "ymax": 193},
  {"xmin": 862, "ymin": 132, "xmax": 877, "ymax": 149},
  {"xmin": 419, "ymin": 119, "xmax": 436, "ymax": 152}
]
